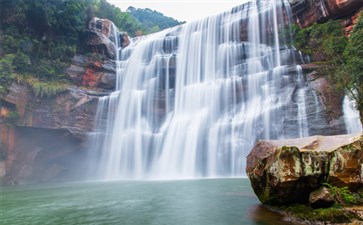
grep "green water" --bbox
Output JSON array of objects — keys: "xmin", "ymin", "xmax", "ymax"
[{"xmin": 0, "ymin": 179, "xmax": 292, "ymax": 225}]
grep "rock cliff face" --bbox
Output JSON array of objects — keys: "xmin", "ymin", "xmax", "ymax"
[
  {"xmin": 0, "ymin": 17, "xmax": 121, "ymax": 185},
  {"xmin": 290, "ymin": 0, "xmax": 363, "ymax": 34},
  {"xmin": 0, "ymin": 82, "xmax": 107, "ymax": 185},
  {"xmin": 246, "ymin": 133, "xmax": 363, "ymax": 205}
]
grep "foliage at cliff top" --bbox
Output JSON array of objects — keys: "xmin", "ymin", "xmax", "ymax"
[
  {"xmin": 127, "ymin": 6, "xmax": 185, "ymax": 34},
  {"xmin": 0, "ymin": 0, "xmax": 182, "ymax": 95}
]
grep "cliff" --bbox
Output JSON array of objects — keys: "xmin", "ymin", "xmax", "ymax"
[
  {"xmin": 1, "ymin": 1, "xmax": 362, "ymax": 185},
  {"xmin": 290, "ymin": 0, "xmax": 363, "ymax": 35},
  {"xmin": 0, "ymin": 18, "xmax": 119, "ymax": 185}
]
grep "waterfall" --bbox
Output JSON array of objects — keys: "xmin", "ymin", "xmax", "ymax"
[
  {"xmin": 88, "ymin": 0, "xmax": 353, "ymax": 180},
  {"xmin": 343, "ymin": 96, "xmax": 363, "ymax": 133}
]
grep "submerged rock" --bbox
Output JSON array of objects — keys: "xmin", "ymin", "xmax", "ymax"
[{"xmin": 246, "ymin": 133, "xmax": 363, "ymax": 205}]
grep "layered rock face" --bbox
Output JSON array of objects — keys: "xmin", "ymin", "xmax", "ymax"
[
  {"xmin": 2, "ymin": 82, "xmax": 101, "ymax": 139},
  {"xmin": 0, "ymin": 17, "xmax": 122, "ymax": 185},
  {"xmin": 246, "ymin": 133, "xmax": 363, "ymax": 205},
  {"xmin": 290, "ymin": 0, "xmax": 363, "ymax": 33},
  {"xmin": 0, "ymin": 83, "xmax": 104, "ymax": 185},
  {"xmin": 66, "ymin": 55, "xmax": 116, "ymax": 89}
]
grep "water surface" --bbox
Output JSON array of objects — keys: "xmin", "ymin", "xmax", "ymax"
[{"xmin": 1, "ymin": 179, "xmax": 293, "ymax": 225}]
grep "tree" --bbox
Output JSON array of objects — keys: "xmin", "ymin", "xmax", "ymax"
[{"xmin": 338, "ymin": 13, "xmax": 363, "ymax": 124}]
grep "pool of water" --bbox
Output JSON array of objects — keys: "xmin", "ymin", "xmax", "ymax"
[{"xmin": 0, "ymin": 179, "xmax": 293, "ymax": 225}]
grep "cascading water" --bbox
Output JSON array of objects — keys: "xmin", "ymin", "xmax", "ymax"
[
  {"xmin": 89, "ymin": 0, "xmax": 358, "ymax": 180},
  {"xmin": 343, "ymin": 96, "xmax": 363, "ymax": 133}
]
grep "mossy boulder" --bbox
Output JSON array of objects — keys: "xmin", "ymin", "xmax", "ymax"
[{"xmin": 246, "ymin": 133, "xmax": 363, "ymax": 205}]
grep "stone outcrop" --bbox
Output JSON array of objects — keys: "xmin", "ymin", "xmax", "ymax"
[
  {"xmin": 1, "ymin": 82, "xmax": 107, "ymax": 139},
  {"xmin": 86, "ymin": 17, "xmax": 130, "ymax": 59},
  {"xmin": 66, "ymin": 55, "xmax": 116, "ymax": 89},
  {"xmin": 0, "ymin": 81, "xmax": 110, "ymax": 185},
  {"xmin": 0, "ymin": 16, "xmax": 129, "ymax": 185},
  {"xmin": 307, "ymin": 71, "xmax": 345, "ymax": 121},
  {"xmin": 290, "ymin": 0, "xmax": 363, "ymax": 32},
  {"xmin": 246, "ymin": 133, "xmax": 363, "ymax": 205}
]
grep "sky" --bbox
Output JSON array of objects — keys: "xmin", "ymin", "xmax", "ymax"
[{"xmin": 107, "ymin": 0, "xmax": 247, "ymax": 22}]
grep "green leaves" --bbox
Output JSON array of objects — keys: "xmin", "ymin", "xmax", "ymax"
[
  {"xmin": 0, "ymin": 54, "xmax": 16, "ymax": 94},
  {"xmin": 341, "ymin": 12, "xmax": 363, "ymax": 114},
  {"xmin": 127, "ymin": 6, "xmax": 184, "ymax": 34}
]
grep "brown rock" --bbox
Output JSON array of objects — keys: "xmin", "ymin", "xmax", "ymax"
[
  {"xmin": 309, "ymin": 186, "xmax": 335, "ymax": 208},
  {"xmin": 307, "ymin": 71, "xmax": 344, "ymax": 120},
  {"xmin": 86, "ymin": 17, "xmax": 119, "ymax": 59},
  {"xmin": 2, "ymin": 82, "xmax": 100, "ymax": 139},
  {"xmin": 65, "ymin": 55, "xmax": 116, "ymax": 89},
  {"xmin": 246, "ymin": 133, "xmax": 363, "ymax": 205},
  {"xmin": 290, "ymin": 0, "xmax": 363, "ymax": 34}
]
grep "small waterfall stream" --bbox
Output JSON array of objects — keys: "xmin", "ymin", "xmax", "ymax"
[{"xmin": 88, "ymin": 0, "xmax": 360, "ymax": 180}]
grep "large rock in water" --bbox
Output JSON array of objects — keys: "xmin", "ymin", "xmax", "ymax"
[{"xmin": 246, "ymin": 133, "xmax": 363, "ymax": 205}]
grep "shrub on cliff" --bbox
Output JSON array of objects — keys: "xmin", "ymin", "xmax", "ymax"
[
  {"xmin": 338, "ymin": 12, "xmax": 363, "ymax": 124},
  {"xmin": 292, "ymin": 12, "xmax": 363, "ymax": 124}
]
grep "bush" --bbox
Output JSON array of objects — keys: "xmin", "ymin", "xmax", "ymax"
[
  {"xmin": 20, "ymin": 76, "xmax": 70, "ymax": 98},
  {"xmin": 0, "ymin": 54, "xmax": 16, "ymax": 94}
]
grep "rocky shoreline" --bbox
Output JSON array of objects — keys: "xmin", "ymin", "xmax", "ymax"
[{"xmin": 267, "ymin": 205, "xmax": 363, "ymax": 225}]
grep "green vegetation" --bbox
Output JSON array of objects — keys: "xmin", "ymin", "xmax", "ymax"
[
  {"xmin": 323, "ymin": 183, "xmax": 360, "ymax": 206},
  {"xmin": 279, "ymin": 184, "xmax": 363, "ymax": 223},
  {"xmin": 281, "ymin": 204, "xmax": 358, "ymax": 223},
  {"xmin": 292, "ymin": 12, "xmax": 363, "ymax": 124},
  {"xmin": 4, "ymin": 110, "xmax": 19, "ymax": 123},
  {"xmin": 0, "ymin": 54, "xmax": 16, "ymax": 94},
  {"xmin": 0, "ymin": 0, "xmax": 182, "ymax": 97},
  {"xmin": 338, "ymin": 12, "xmax": 363, "ymax": 124},
  {"xmin": 127, "ymin": 7, "xmax": 185, "ymax": 34},
  {"xmin": 17, "ymin": 76, "xmax": 69, "ymax": 98},
  {"xmin": 292, "ymin": 20, "xmax": 347, "ymax": 65}
]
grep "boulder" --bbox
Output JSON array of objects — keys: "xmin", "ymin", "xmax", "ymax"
[
  {"xmin": 86, "ymin": 17, "xmax": 118, "ymax": 59},
  {"xmin": 309, "ymin": 186, "xmax": 335, "ymax": 208},
  {"xmin": 246, "ymin": 133, "xmax": 363, "ymax": 205}
]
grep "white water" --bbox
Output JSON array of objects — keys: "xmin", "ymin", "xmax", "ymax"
[
  {"xmin": 89, "ymin": 0, "xmax": 359, "ymax": 180},
  {"xmin": 343, "ymin": 96, "xmax": 363, "ymax": 133}
]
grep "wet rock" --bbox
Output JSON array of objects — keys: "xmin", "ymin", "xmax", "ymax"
[
  {"xmin": 246, "ymin": 133, "xmax": 363, "ymax": 205},
  {"xmin": 309, "ymin": 186, "xmax": 335, "ymax": 208},
  {"xmin": 307, "ymin": 71, "xmax": 344, "ymax": 121},
  {"xmin": 100, "ymin": 72, "xmax": 116, "ymax": 89}
]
